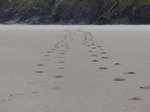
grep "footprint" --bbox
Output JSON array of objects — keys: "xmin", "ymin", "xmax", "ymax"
[
  {"xmin": 34, "ymin": 71, "xmax": 44, "ymax": 73},
  {"xmin": 98, "ymin": 46, "xmax": 101, "ymax": 47},
  {"xmin": 140, "ymin": 85, "xmax": 150, "ymax": 89},
  {"xmin": 47, "ymin": 51, "xmax": 52, "ymax": 53},
  {"xmin": 41, "ymin": 59, "xmax": 49, "ymax": 61},
  {"xmin": 100, "ymin": 49, "xmax": 105, "ymax": 50},
  {"xmin": 123, "ymin": 72, "xmax": 135, "ymax": 74},
  {"xmin": 55, "ymin": 75, "xmax": 64, "ymax": 78},
  {"xmin": 11, "ymin": 93, "xmax": 24, "ymax": 96},
  {"xmin": 1, "ymin": 99, "xmax": 12, "ymax": 102},
  {"xmin": 58, "ymin": 61, "xmax": 65, "ymax": 63},
  {"xmin": 91, "ymin": 55, "xmax": 98, "ymax": 57},
  {"xmin": 92, "ymin": 60, "xmax": 99, "ymax": 62},
  {"xmin": 50, "ymin": 87, "xmax": 64, "ymax": 90},
  {"xmin": 28, "ymin": 82, "xmax": 37, "ymax": 84},
  {"xmin": 113, "ymin": 78, "xmax": 126, "ymax": 81},
  {"xmin": 99, "ymin": 67, "xmax": 108, "ymax": 69},
  {"xmin": 101, "ymin": 52, "xmax": 107, "ymax": 54},
  {"xmin": 130, "ymin": 96, "xmax": 143, "ymax": 101},
  {"xmin": 45, "ymin": 55, "xmax": 50, "ymax": 56},
  {"xmin": 36, "ymin": 64, "xmax": 44, "ymax": 66},
  {"xmin": 37, "ymin": 81, "xmax": 44, "ymax": 83},
  {"xmin": 113, "ymin": 63, "xmax": 121, "ymax": 65},
  {"xmin": 59, "ymin": 53, "xmax": 65, "ymax": 54},
  {"xmin": 88, "ymin": 50, "xmax": 92, "ymax": 52},
  {"xmin": 51, "ymin": 49, "xmax": 55, "ymax": 50},
  {"xmin": 57, "ymin": 57, "xmax": 63, "ymax": 58},
  {"xmin": 86, "ymin": 45, "xmax": 91, "ymax": 46},
  {"xmin": 92, "ymin": 47, "xmax": 96, "ymax": 49},
  {"xmin": 101, "ymin": 57, "xmax": 109, "ymax": 59},
  {"xmin": 54, "ymin": 45, "xmax": 58, "ymax": 47},
  {"xmin": 59, "ymin": 67, "xmax": 65, "ymax": 69},
  {"xmin": 31, "ymin": 92, "xmax": 38, "ymax": 94}
]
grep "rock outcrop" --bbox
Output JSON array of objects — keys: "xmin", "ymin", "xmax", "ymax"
[{"xmin": 0, "ymin": 0, "xmax": 150, "ymax": 24}]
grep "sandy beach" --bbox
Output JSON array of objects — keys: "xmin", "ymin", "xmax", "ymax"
[{"xmin": 0, "ymin": 25, "xmax": 150, "ymax": 112}]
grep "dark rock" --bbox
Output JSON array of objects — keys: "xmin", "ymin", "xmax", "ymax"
[
  {"xmin": 0, "ymin": 8, "xmax": 21, "ymax": 23},
  {"xmin": 0, "ymin": 0, "xmax": 150, "ymax": 24},
  {"xmin": 95, "ymin": 16, "xmax": 113, "ymax": 24},
  {"xmin": 130, "ymin": 5, "xmax": 150, "ymax": 24}
]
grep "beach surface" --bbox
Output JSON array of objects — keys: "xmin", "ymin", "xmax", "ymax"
[{"xmin": 0, "ymin": 25, "xmax": 150, "ymax": 112}]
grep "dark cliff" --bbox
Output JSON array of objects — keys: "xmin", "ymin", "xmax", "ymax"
[{"xmin": 0, "ymin": 0, "xmax": 150, "ymax": 24}]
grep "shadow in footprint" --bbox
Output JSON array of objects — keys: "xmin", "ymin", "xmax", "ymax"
[
  {"xmin": 41, "ymin": 59, "xmax": 50, "ymax": 61},
  {"xmin": 130, "ymin": 97, "xmax": 143, "ymax": 101},
  {"xmin": 88, "ymin": 50, "xmax": 92, "ymax": 52},
  {"xmin": 113, "ymin": 78, "xmax": 126, "ymax": 81},
  {"xmin": 31, "ymin": 92, "xmax": 38, "ymax": 94},
  {"xmin": 123, "ymin": 72, "xmax": 135, "ymax": 74},
  {"xmin": 113, "ymin": 63, "xmax": 121, "ymax": 65},
  {"xmin": 47, "ymin": 51, "xmax": 52, "ymax": 53},
  {"xmin": 59, "ymin": 67, "xmax": 65, "ymax": 69},
  {"xmin": 140, "ymin": 86, "xmax": 150, "ymax": 89},
  {"xmin": 55, "ymin": 75, "xmax": 64, "ymax": 78},
  {"xmin": 92, "ymin": 60, "xmax": 99, "ymax": 62},
  {"xmin": 101, "ymin": 57, "xmax": 109, "ymax": 59},
  {"xmin": 99, "ymin": 67, "xmax": 108, "ymax": 69},
  {"xmin": 58, "ymin": 61, "xmax": 65, "ymax": 63},
  {"xmin": 34, "ymin": 71, "xmax": 44, "ymax": 73},
  {"xmin": 36, "ymin": 64, "xmax": 44, "ymax": 66},
  {"xmin": 101, "ymin": 52, "xmax": 107, "ymax": 54}
]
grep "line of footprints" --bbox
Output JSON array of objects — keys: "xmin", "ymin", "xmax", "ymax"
[
  {"xmin": 1, "ymin": 30, "xmax": 76, "ymax": 103},
  {"xmin": 76, "ymin": 30, "xmax": 150, "ymax": 101},
  {"xmin": 33, "ymin": 30, "xmax": 75, "ymax": 91},
  {"xmin": 35, "ymin": 29, "xmax": 75, "ymax": 74}
]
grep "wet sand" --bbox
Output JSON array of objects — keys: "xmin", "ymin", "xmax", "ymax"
[{"xmin": 0, "ymin": 25, "xmax": 150, "ymax": 112}]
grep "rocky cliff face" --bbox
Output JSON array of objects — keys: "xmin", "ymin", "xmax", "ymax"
[{"xmin": 0, "ymin": 0, "xmax": 150, "ymax": 24}]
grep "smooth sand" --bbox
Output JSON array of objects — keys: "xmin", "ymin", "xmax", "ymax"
[{"xmin": 0, "ymin": 25, "xmax": 150, "ymax": 112}]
